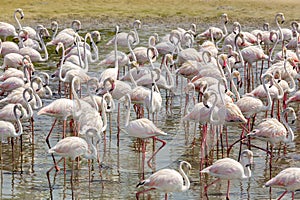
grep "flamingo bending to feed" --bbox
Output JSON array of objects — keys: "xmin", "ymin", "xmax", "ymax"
[
  {"xmin": 201, "ymin": 149, "xmax": 253, "ymax": 200},
  {"xmin": 136, "ymin": 161, "xmax": 191, "ymax": 200},
  {"xmin": 265, "ymin": 167, "xmax": 300, "ymax": 200}
]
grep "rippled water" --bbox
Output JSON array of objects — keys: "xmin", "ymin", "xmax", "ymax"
[{"xmin": 0, "ymin": 23, "xmax": 300, "ymax": 200}]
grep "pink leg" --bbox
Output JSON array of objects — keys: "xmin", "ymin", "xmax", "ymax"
[
  {"xmin": 226, "ymin": 180, "xmax": 230, "ymax": 200},
  {"xmin": 46, "ymin": 119, "xmax": 60, "ymax": 172},
  {"xmin": 165, "ymin": 193, "xmax": 168, "ymax": 200},
  {"xmin": 277, "ymin": 190, "xmax": 288, "ymax": 200},
  {"xmin": 204, "ymin": 178, "xmax": 221, "ymax": 194},
  {"xmin": 136, "ymin": 188, "xmax": 156, "ymax": 200},
  {"xmin": 147, "ymin": 137, "xmax": 166, "ymax": 168}
]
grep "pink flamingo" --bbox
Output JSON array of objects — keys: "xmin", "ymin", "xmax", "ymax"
[
  {"xmin": 197, "ymin": 13, "xmax": 228, "ymax": 42},
  {"xmin": 0, "ymin": 104, "xmax": 24, "ymax": 160},
  {"xmin": 48, "ymin": 128, "xmax": 97, "ymax": 179},
  {"xmin": 99, "ymin": 25, "xmax": 121, "ymax": 83},
  {"xmin": 46, "ymin": 20, "xmax": 81, "ymax": 48},
  {"xmin": 265, "ymin": 167, "xmax": 300, "ymax": 200},
  {"xmin": 0, "ymin": 8, "xmax": 23, "ymax": 40},
  {"xmin": 37, "ymin": 78, "xmax": 82, "ymax": 171},
  {"xmin": 201, "ymin": 149, "xmax": 253, "ymax": 200},
  {"xmin": 106, "ymin": 19, "xmax": 141, "ymax": 47},
  {"xmin": 122, "ymin": 94, "xmax": 167, "ymax": 169},
  {"xmin": 136, "ymin": 161, "xmax": 191, "ymax": 200},
  {"xmin": 286, "ymin": 90, "xmax": 300, "ymax": 104}
]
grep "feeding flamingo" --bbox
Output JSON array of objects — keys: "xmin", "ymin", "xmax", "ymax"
[
  {"xmin": 265, "ymin": 167, "xmax": 300, "ymax": 200},
  {"xmin": 136, "ymin": 161, "xmax": 191, "ymax": 200},
  {"xmin": 201, "ymin": 149, "xmax": 253, "ymax": 200}
]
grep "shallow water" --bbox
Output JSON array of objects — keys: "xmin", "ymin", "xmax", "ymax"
[{"xmin": 0, "ymin": 23, "xmax": 300, "ymax": 200}]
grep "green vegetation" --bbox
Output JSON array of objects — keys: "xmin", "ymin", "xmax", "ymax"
[{"xmin": 0, "ymin": 0, "xmax": 299, "ymax": 27}]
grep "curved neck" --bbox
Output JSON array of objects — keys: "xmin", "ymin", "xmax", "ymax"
[
  {"xmin": 261, "ymin": 75, "xmax": 272, "ymax": 111},
  {"xmin": 163, "ymin": 55, "xmax": 175, "ymax": 90},
  {"xmin": 14, "ymin": 10, "xmax": 23, "ymax": 31},
  {"xmin": 100, "ymin": 93, "xmax": 108, "ymax": 132},
  {"xmin": 83, "ymin": 129, "xmax": 97, "ymax": 159},
  {"xmin": 38, "ymin": 31, "xmax": 48, "ymax": 61},
  {"xmin": 51, "ymin": 22, "xmax": 58, "ymax": 40},
  {"xmin": 244, "ymin": 165, "xmax": 252, "ymax": 178},
  {"xmin": 268, "ymin": 31, "xmax": 279, "ymax": 63},
  {"xmin": 58, "ymin": 44, "xmax": 67, "ymax": 82},
  {"xmin": 208, "ymin": 91, "xmax": 221, "ymax": 124},
  {"xmin": 133, "ymin": 22, "xmax": 140, "ymax": 45},
  {"xmin": 13, "ymin": 106, "xmax": 23, "ymax": 137},
  {"xmin": 229, "ymin": 71, "xmax": 240, "ymax": 101},
  {"xmin": 275, "ymin": 14, "xmax": 284, "ymax": 42},
  {"xmin": 284, "ymin": 58, "xmax": 296, "ymax": 93},
  {"xmin": 179, "ymin": 162, "xmax": 190, "ymax": 192},
  {"xmin": 272, "ymin": 76, "xmax": 284, "ymax": 99},
  {"xmin": 114, "ymin": 27, "xmax": 119, "ymax": 71},
  {"xmin": 23, "ymin": 89, "xmax": 33, "ymax": 118},
  {"xmin": 71, "ymin": 77, "xmax": 82, "ymax": 118},
  {"xmin": 281, "ymin": 108, "xmax": 295, "ymax": 142},
  {"xmin": 87, "ymin": 78, "xmax": 99, "ymax": 111}
]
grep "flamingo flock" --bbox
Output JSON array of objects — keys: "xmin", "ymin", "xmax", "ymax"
[{"xmin": 1, "ymin": 8, "xmax": 300, "ymax": 200}]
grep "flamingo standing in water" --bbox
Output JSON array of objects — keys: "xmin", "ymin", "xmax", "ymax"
[
  {"xmin": 201, "ymin": 149, "xmax": 253, "ymax": 200},
  {"xmin": 265, "ymin": 167, "xmax": 300, "ymax": 200},
  {"xmin": 122, "ymin": 94, "xmax": 167, "ymax": 169},
  {"xmin": 0, "ymin": 104, "xmax": 24, "ymax": 160},
  {"xmin": 136, "ymin": 161, "xmax": 191, "ymax": 200},
  {"xmin": 48, "ymin": 128, "xmax": 97, "ymax": 179}
]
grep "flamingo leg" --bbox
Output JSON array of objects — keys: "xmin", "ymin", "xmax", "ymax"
[
  {"xmin": 204, "ymin": 178, "xmax": 221, "ymax": 194},
  {"xmin": 147, "ymin": 137, "xmax": 166, "ymax": 169},
  {"xmin": 46, "ymin": 119, "xmax": 60, "ymax": 172},
  {"xmin": 226, "ymin": 180, "xmax": 231, "ymax": 200},
  {"xmin": 136, "ymin": 188, "xmax": 156, "ymax": 200},
  {"xmin": 277, "ymin": 190, "xmax": 288, "ymax": 200},
  {"xmin": 165, "ymin": 193, "xmax": 168, "ymax": 200}
]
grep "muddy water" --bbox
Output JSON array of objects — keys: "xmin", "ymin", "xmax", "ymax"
[{"xmin": 0, "ymin": 23, "xmax": 300, "ymax": 200}]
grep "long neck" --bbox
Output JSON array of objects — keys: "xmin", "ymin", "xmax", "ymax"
[
  {"xmin": 15, "ymin": 10, "xmax": 22, "ymax": 30},
  {"xmin": 133, "ymin": 23, "xmax": 140, "ymax": 45},
  {"xmin": 38, "ymin": 32, "xmax": 48, "ymax": 62},
  {"xmin": 268, "ymin": 32, "xmax": 279, "ymax": 63},
  {"xmin": 261, "ymin": 75, "xmax": 272, "ymax": 111},
  {"xmin": 114, "ymin": 29, "xmax": 119, "ymax": 71},
  {"xmin": 284, "ymin": 59, "xmax": 296, "ymax": 93},
  {"xmin": 124, "ymin": 94, "xmax": 131, "ymax": 127},
  {"xmin": 282, "ymin": 109, "xmax": 295, "ymax": 142},
  {"xmin": 179, "ymin": 162, "xmax": 190, "ymax": 192},
  {"xmin": 71, "ymin": 78, "xmax": 82, "ymax": 119},
  {"xmin": 52, "ymin": 22, "xmax": 58, "ymax": 40},
  {"xmin": 208, "ymin": 91, "xmax": 221, "ymax": 124},
  {"xmin": 243, "ymin": 165, "xmax": 252, "ymax": 178},
  {"xmin": 13, "ymin": 106, "xmax": 23, "ymax": 137},
  {"xmin": 276, "ymin": 14, "xmax": 284, "ymax": 42},
  {"xmin": 83, "ymin": 129, "xmax": 97, "ymax": 160},
  {"xmin": 58, "ymin": 45, "xmax": 67, "ymax": 82},
  {"xmin": 272, "ymin": 76, "xmax": 284, "ymax": 99},
  {"xmin": 23, "ymin": 90, "xmax": 33, "ymax": 118},
  {"xmin": 100, "ymin": 93, "xmax": 108, "ymax": 132},
  {"xmin": 163, "ymin": 56, "xmax": 175, "ymax": 90}
]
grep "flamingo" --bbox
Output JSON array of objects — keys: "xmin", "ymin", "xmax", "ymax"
[
  {"xmin": 201, "ymin": 149, "xmax": 253, "ymax": 200},
  {"xmin": 197, "ymin": 13, "xmax": 228, "ymax": 42},
  {"xmin": 286, "ymin": 90, "xmax": 300, "ymax": 104},
  {"xmin": 99, "ymin": 25, "xmax": 121, "ymax": 83},
  {"xmin": 48, "ymin": 128, "xmax": 97, "ymax": 178},
  {"xmin": 19, "ymin": 28, "xmax": 49, "ymax": 62},
  {"xmin": 265, "ymin": 167, "xmax": 300, "ymax": 200},
  {"xmin": 46, "ymin": 20, "xmax": 81, "ymax": 48},
  {"xmin": 0, "ymin": 104, "xmax": 24, "ymax": 160},
  {"xmin": 37, "ymin": 76, "xmax": 82, "ymax": 171},
  {"xmin": 105, "ymin": 19, "xmax": 141, "ymax": 47},
  {"xmin": 247, "ymin": 107, "xmax": 296, "ymax": 149},
  {"xmin": 122, "ymin": 94, "xmax": 167, "ymax": 168},
  {"xmin": 136, "ymin": 161, "xmax": 191, "ymax": 200},
  {"xmin": 0, "ymin": 38, "xmax": 19, "ymax": 56},
  {"xmin": 0, "ymin": 8, "xmax": 23, "ymax": 40}
]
